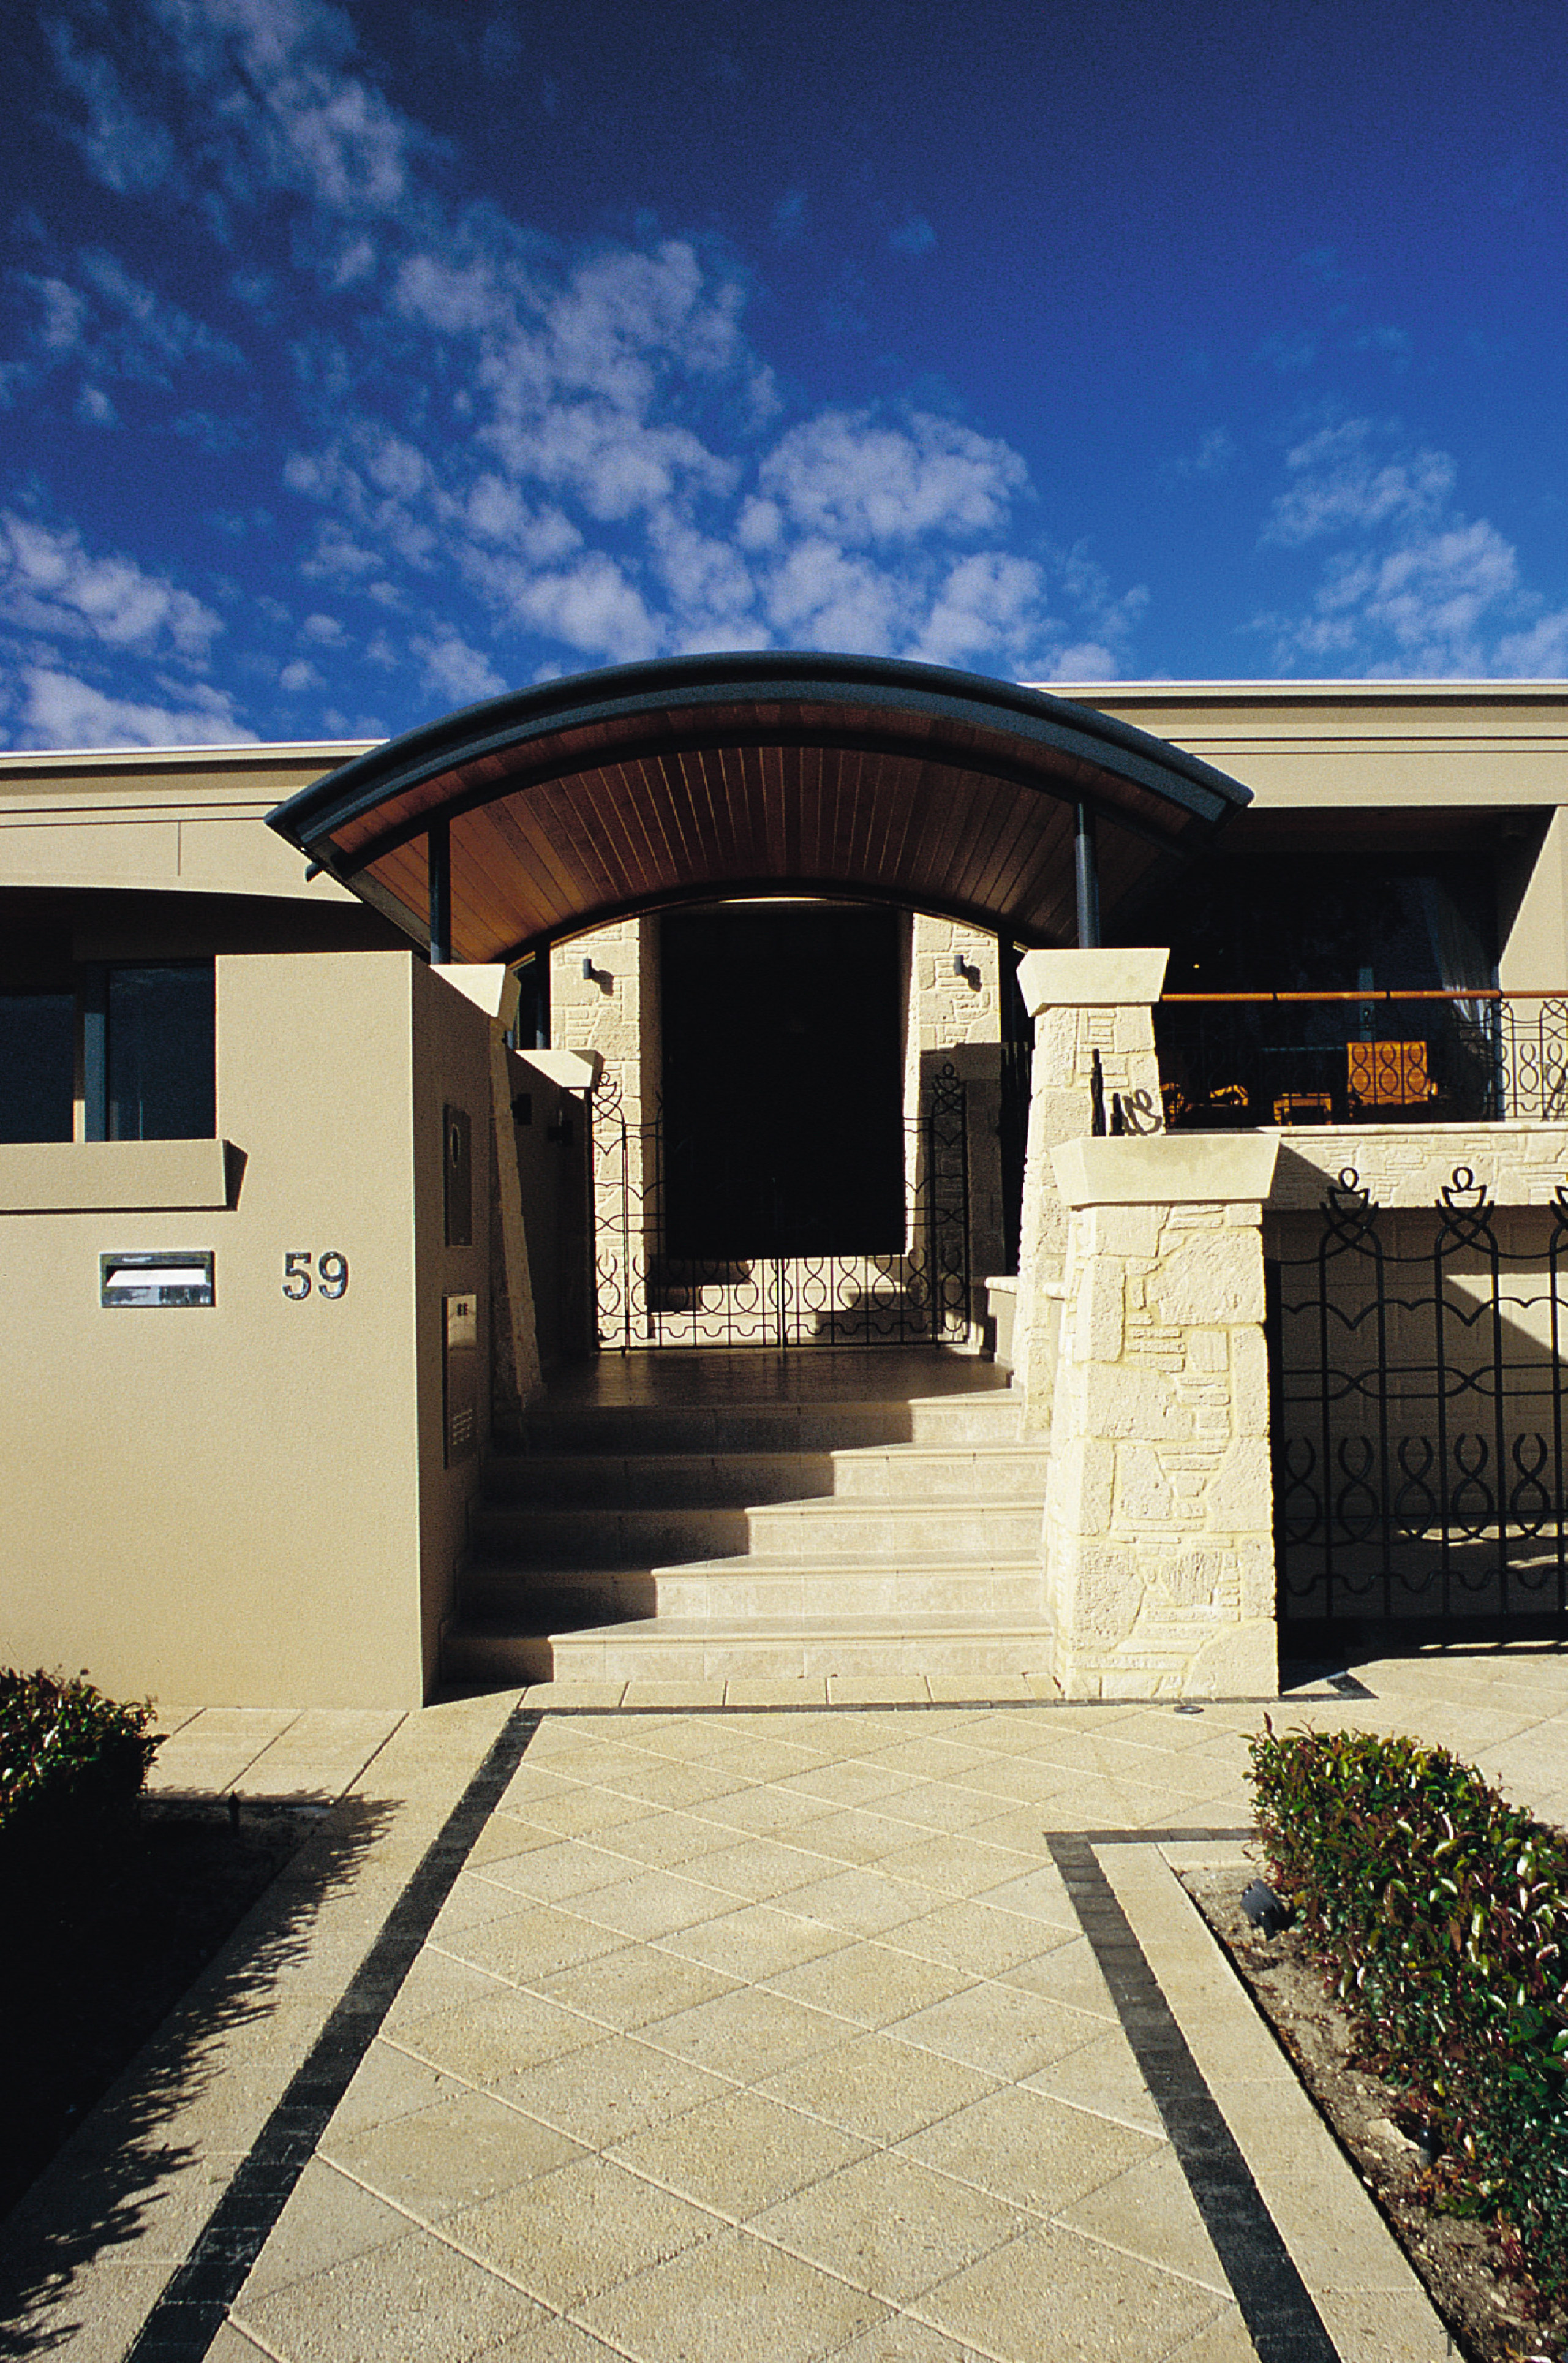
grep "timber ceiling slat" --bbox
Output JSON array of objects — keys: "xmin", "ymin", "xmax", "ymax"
[
  {"xmin": 372, "ymin": 834, "xmax": 428, "ymax": 919},
  {"xmin": 486, "ymin": 802, "xmax": 571, "ymax": 940},
  {"xmin": 609, "ymin": 758, "xmax": 669, "ymax": 903},
  {"xmin": 590, "ymin": 766, "xmax": 659, "ymax": 904},
  {"xmin": 690, "ymin": 744, "xmax": 734, "ymax": 875},
  {"xmin": 651, "ymin": 750, "xmax": 703, "ymax": 887},
  {"xmin": 514, "ymin": 774, "xmax": 613, "ymax": 912},
  {"xmin": 733, "ymin": 740, "xmax": 770, "ymax": 878},
  {"xmin": 457, "ymin": 805, "xmax": 545, "ymax": 944},
  {"xmin": 957, "ymin": 764, "xmax": 1041, "ymax": 904},
  {"xmin": 681, "ymin": 742, "xmax": 727, "ymax": 879},
  {"xmin": 540, "ymin": 772, "xmax": 628, "ymax": 907},
  {"xmin": 968, "ymin": 776, "xmax": 1054, "ymax": 913},
  {"xmin": 903, "ymin": 761, "xmax": 966, "ymax": 904},
  {"xmin": 490, "ymin": 788, "xmax": 586, "ymax": 916},
  {"xmin": 1009, "ymin": 800, "xmax": 1079, "ymax": 940}
]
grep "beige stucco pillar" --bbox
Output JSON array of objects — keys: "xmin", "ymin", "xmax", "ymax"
[
  {"xmin": 1012, "ymin": 946, "xmax": 1168, "ymax": 1422},
  {"xmin": 1042, "ymin": 1133, "xmax": 1280, "ymax": 1702}
]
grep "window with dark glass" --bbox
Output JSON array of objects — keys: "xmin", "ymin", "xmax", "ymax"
[
  {"xmin": 105, "ymin": 963, "xmax": 216, "ymax": 1140},
  {"xmin": 0, "ymin": 991, "xmax": 75, "ymax": 1142}
]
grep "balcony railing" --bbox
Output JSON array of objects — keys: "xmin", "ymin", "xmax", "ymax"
[{"xmin": 1155, "ymin": 990, "xmax": 1568, "ymax": 1131}]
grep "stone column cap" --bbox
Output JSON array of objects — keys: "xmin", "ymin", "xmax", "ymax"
[
  {"xmin": 1017, "ymin": 946, "xmax": 1169, "ymax": 1014},
  {"xmin": 1052, "ymin": 1133, "xmax": 1279, "ymax": 1207},
  {"xmin": 514, "ymin": 1047, "xmax": 603, "ymax": 1090},
  {"xmin": 431, "ymin": 962, "xmax": 522, "ymax": 1027}
]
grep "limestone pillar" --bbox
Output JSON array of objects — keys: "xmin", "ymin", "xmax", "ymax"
[
  {"xmin": 1012, "ymin": 946, "xmax": 1168, "ymax": 1421},
  {"xmin": 1042, "ymin": 1134, "xmax": 1280, "ymax": 1701}
]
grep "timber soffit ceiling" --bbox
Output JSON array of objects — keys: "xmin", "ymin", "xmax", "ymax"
[{"xmin": 266, "ymin": 652, "xmax": 1252, "ymax": 964}]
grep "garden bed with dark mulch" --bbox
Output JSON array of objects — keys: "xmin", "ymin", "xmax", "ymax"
[
  {"xmin": 0, "ymin": 1798, "xmax": 320, "ymax": 2222},
  {"xmin": 1184, "ymin": 1866, "xmax": 1567, "ymax": 2363}
]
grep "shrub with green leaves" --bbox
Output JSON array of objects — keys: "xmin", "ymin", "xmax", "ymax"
[
  {"xmin": 1248, "ymin": 1721, "xmax": 1568, "ymax": 2304},
  {"xmin": 0, "ymin": 1668, "xmax": 162, "ymax": 1858}
]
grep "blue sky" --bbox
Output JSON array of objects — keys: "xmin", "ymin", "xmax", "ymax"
[{"xmin": 2, "ymin": 0, "xmax": 1566, "ymax": 747}]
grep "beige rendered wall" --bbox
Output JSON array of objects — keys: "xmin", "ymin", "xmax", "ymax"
[
  {"xmin": 0, "ymin": 744, "xmax": 375, "ymax": 905},
  {"xmin": 1046, "ymin": 682, "xmax": 1568, "ymax": 815},
  {"xmin": 0, "ymin": 948, "xmax": 499, "ymax": 1711}
]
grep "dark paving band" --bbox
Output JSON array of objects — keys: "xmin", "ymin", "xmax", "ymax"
[
  {"xmin": 1050, "ymin": 1830, "xmax": 1340, "ymax": 2363},
  {"xmin": 126, "ymin": 1706, "xmax": 543, "ymax": 2362}
]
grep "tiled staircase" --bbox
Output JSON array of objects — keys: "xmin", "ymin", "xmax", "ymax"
[{"xmin": 443, "ymin": 1352, "xmax": 1052, "ymax": 1686}]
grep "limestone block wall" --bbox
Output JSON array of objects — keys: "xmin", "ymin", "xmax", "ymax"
[
  {"xmin": 1042, "ymin": 1135, "xmax": 1280, "ymax": 1701},
  {"xmin": 1012, "ymin": 949, "xmax": 1168, "ymax": 1417}
]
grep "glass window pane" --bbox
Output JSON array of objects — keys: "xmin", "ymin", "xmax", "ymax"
[
  {"xmin": 0, "ymin": 994, "xmax": 74, "ymax": 1142},
  {"xmin": 107, "ymin": 964, "xmax": 215, "ymax": 1140}
]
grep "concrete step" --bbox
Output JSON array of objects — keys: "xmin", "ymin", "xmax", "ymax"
[
  {"xmin": 461, "ymin": 1555, "xmax": 1046, "ymax": 1624},
  {"xmin": 444, "ymin": 1613, "xmax": 1056, "ymax": 1687},
  {"xmin": 742, "ymin": 1496, "xmax": 1044, "ymax": 1559},
  {"xmin": 471, "ymin": 1492, "xmax": 1044, "ymax": 1569},
  {"xmin": 470, "ymin": 1504, "xmax": 751, "ymax": 1568},
  {"xmin": 518, "ymin": 1387, "xmax": 1022, "ymax": 1457},
  {"xmin": 483, "ymin": 1451, "xmax": 839, "ymax": 1509},
  {"xmin": 482, "ymin": 1439, "xmax": 1046, "ymax": 1508},
  {"xmin": 821, "ymin": 1444, "xmax": 1046, "ymax": 1500}
]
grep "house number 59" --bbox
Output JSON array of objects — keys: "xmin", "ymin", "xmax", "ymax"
[{"xmin": 282, "ymin": 1251, "xmax": 350, "ymax": 1300}]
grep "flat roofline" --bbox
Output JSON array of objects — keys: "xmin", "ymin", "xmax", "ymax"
[
  {"xmin": 4, "ymin": 679, "xmax": 1568, "ymax": 776},
  {"xmin": 1037, "ymin": 679, "xmax": 1568, "ymax": 701},
  {"xmin": 0, "ymin": 741, "xmax": 380, "ymax": 774}
]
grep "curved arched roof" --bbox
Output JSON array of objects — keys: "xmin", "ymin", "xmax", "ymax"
[{"xmin": 266, "ymin": 651, "xmax": 1250, "ymax": 962}]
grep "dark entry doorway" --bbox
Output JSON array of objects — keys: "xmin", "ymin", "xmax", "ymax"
[{"xmin": 660, "ymin": 906, "xmax": 905, "ymax": 1260}]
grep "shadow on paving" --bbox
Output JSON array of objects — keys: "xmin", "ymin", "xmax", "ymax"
[{"xmin": 0, "ymin": 1791, "xmax": 395, "ymax": 2358}]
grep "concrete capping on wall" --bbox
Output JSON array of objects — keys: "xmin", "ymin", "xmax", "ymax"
[
  {"xmin": 1017, "ymin": 946, "xmax": 1170, "ymax": 1014},
  {"xmin": 516, "ymin": 1048, "xmax": 602, "ymax": 1091},
  {"xmin": 432, "ymin": 963, "xmax": 521, "ymax": 1028},
  {"xmin": 1054, "ymin": 1134, "xmax": 1280, "ymax": 1208},
  {"xmin": 1264, "ymin": 1123, "xmax": 1568, "ymax": 1210},
  {"xmin": 0, "ymin": 1139, "xmax": 234, "ymax": 1213}
]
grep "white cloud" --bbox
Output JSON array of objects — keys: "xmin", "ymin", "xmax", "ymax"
[
  {"xmin": 906, "ymin": 552, "xmax": 1050, "ymax": 669},
  {"xmin": 0, "ymin": 514, "xmax": 222, "ymax": 658},
  {"xmin": 13, "ymin": 667, "xmax": 254, "ymax": 748},
  {"xmin": 760, "ymin": 411, "xmax": 1027, "ymax": 546},
  {"xmin": 500, "ymin": 552, "xmax": 661, "ymax": 665},
  {"xmin": 148, "ymin": 0, "xmax": 419, "ymax": 217},
  {"xmin": 1263, "ymin": 420, "xmax": 1453, "ymax": 546},
  {"xmin": 1253, "ymin": 418, "xmax": 1568, "ymax": 676},
  {"xmin": 47, "ymin": 22, "xmax": 178, "ymax": 193},
  {"xmin": 409, "ymin": 627, "xmax": 507, "ymax": 706}
]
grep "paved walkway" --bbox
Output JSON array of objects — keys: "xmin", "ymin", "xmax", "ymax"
[{"xmin": 6, "ymin": 1649, "xmax": 1568, "ymax": 2362}]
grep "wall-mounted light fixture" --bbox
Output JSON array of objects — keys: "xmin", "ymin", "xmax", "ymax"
[
  {"xmin": 952, "ymin": 955, "xmax": 980, "ymax": 989},
  {"xmin": 581, "ymin": 956, "xmax": 613, "ymax": 990}
]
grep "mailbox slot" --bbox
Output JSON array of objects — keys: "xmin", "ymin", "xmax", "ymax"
[{"xmin": 100, "ymin": 1251, "xmax": 215, "ymax": 1308}]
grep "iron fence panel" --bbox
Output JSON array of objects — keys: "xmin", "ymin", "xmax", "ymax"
[{"xmin": 1269, "ymin": 1164, "xmax": 1568, "ymax": 1637}]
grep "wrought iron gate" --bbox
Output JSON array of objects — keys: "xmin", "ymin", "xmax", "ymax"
[
  {"xmin": 590, "ymin": 1065, "xmax": 971, "ymax": 1347},
  {"xmin": 1270, "ymin": 1166, "xmax": 1568, "ymax": 1638}
]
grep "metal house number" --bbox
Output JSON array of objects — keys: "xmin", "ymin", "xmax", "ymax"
[{"xmin": 282, "ymin": 1251, "xmax": 350, "ymax": 1300}]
